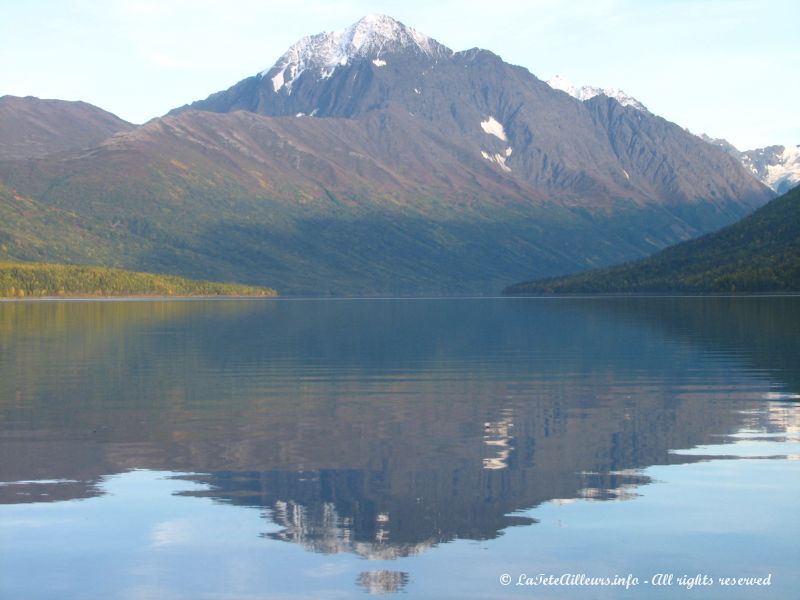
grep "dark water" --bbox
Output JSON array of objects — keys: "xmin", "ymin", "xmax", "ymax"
[{"xmin": 1, "ymin": 297, "xmax": 798, "ymax": 599}]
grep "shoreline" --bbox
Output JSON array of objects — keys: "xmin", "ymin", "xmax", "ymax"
[
  {"xmin": 2, "ymin": 291, "xmax": 799, "ymax": 303},
  {"xmin": 0, "ymin": 294, "xmax": 277, "ymax": 302}
]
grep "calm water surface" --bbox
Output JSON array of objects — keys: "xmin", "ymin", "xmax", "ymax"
[{"xmin": 1, "ymin": 297, "xmax": 798, "ymax": 599}]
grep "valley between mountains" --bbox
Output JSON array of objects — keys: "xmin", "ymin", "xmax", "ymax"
[{"xmin": 0, "ymin": 14, "xmax": 793, "ymax": 296}]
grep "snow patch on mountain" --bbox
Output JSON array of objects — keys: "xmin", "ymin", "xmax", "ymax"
[
  {"xmin": 480, "ymin": 116, "xmax": 507, "ymax": 141},
  {"xmin": 271, "ymin": 70, "xmax": 285, "ymax": 93},
  {"xmin": 547, "ymin": 75, "xmax": 648, "ymax": 112},
  {"xmin": 262, "ymin": 14, "xmax": 451, "ymax": 93},
  {"xmin": 547, "ymin": 75, "xmax": 578, "ymax": 98},
  {"xmin": 481, "ymin": 150, "xmax": 511, "ymax": 172}
]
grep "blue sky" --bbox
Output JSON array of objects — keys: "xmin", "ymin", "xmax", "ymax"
[{"xmin": 2, "ymin": 0, "xmax": 797, "ymax": 150}]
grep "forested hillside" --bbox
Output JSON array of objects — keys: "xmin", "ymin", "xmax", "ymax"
[
  {"xmin": 505, "ymin": 185, "xmax": 800, "ymax": 294},
  {"xmin": 0, "ymin": 261, "xmax": 276, "ymax": 298}
]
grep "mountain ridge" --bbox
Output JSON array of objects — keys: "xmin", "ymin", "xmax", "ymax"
[
  {"xmin": 547, "ymin": 75, "xmax": 648, "ymax": 112},
  {"xmin": 0, "ymin": 95, "xmax": 133, "ymax": 160}
]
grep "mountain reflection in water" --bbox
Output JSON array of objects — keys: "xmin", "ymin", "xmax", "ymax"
[{"xmin": 1, "ymin": 297, "xmax": 798, "ymax": 563}]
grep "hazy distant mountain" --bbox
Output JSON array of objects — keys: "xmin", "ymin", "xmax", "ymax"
[
  {"xmin": 0, "ymin": 95, "xmax": 133, "ymax": 160},
  {"xmin": 741, "ymin": 145, "xmax": 800, "ymax": 194},
  {"xmin": 0, "ymin": 15, "xmax": 774, "ymax": 294},
  {"xmin": 505, "ymin": 183, "xmax": 800, "ymax": 294},
  {"xmin": 700, "ymin": 134, "xmax": 800, "ymax": 194}
]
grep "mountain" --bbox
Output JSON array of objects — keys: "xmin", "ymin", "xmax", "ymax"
[
  {"xmin": 0, "ymin": 108, "xmax": 648, "ymax": 295},
  {"xmin": 546, "ymin": 74, "xmax": 648, "ymax": 111},
  {"xmin": 741, "ymin": 145, "xmax": 800, "ymax": 194},
  {"xmin": 504, "ymin": 184, "xmax": 800, "ymax": 294},
  {"xmin": 0, "ymin": 15, "xmax": 774, "ymax": 294},
  {"xmin": 700, "ymin": 134, "xmax": 800, "ymax": 194},
  {"xmin": 0, "ymin": 95, "xmax": 134, "ymax": 160},
  {"xmin": 169, "ymin": 14, "xmax": 770, "ymax": 214}
]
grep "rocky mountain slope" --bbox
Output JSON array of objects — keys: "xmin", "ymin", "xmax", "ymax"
[{"xmin": 547, "ymin": 80, "xmax": 799, "ymax": 196}]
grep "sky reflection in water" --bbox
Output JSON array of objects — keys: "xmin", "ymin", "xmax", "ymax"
[{"xmin": 1, "ymin": 297, "xmax": 798, "ymax": 598}]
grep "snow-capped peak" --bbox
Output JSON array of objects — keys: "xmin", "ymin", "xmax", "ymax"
[
  {"xmin": 547, "ymin": 75, "xmax": 578, "ymax": 98},
  {"xmin": 547, "ymin": 75, "xmax": 648, "ymax": 112},
  {"xmin": 697, "ymin": 133, "xmax": 800, "ymax": 194},
  {"xmin": 262, "ymin": 14, "xmax": 452, "ymax": 93},
  {"xmin": 742, "ymin": 144, "xmax": 800, "ymax": 194}
]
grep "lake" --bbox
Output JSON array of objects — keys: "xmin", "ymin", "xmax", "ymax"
[{"xmin": 1, "ymin": 297, "xmax": 798, "ymax": 599}]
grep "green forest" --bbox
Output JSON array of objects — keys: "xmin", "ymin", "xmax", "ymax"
[
  {"xmin": 0, "ymin": 260, "xmax": 277, "ymax": 298},
  {"xmin": 505, "ymin": 184, "xmax": 800, "ymax": 295}
]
